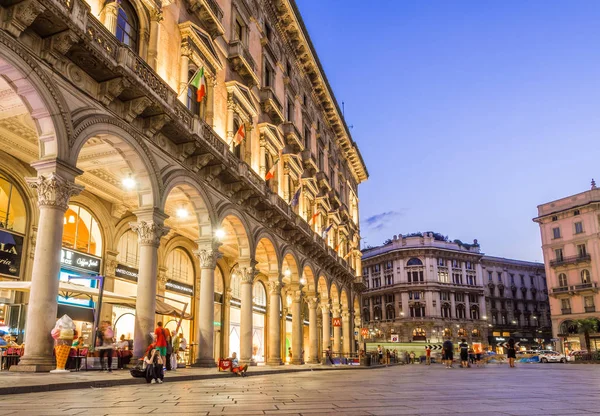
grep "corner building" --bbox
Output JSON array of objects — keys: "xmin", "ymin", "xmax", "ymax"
[
  {"xmin": 0, "ymin": 0, "xmax": 368, "ymax": 371},
  {"xmin": 534, "ymin": 182, "xmax": 600, "ymax": 353}
]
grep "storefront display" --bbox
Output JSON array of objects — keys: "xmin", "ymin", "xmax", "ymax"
[{"xmin": 164, "ymin": 279, "xmax": 193, "ymax": 343}]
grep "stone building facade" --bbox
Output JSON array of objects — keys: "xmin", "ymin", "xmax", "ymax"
[
  {"xmin": 534, "ymin": 182, "xmax": 600, "ymax": 352},
  {"xmin": 361, "ymin": 233, "xmax": 552, "ymax": 350},
  {"xmin": 0, "ymin": 0, "xmax": 367, "ymax": 371}
]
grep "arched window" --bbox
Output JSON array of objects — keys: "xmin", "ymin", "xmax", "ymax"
[
  {"xmin": 559, "ymin": 320, "xmax": 578, "ymax": 335},
  {"xmin": 457, "ymin": 328, "xmax": 467, "ymax": 337},
  {"xmin": 0, "ymin": 173, "xmax": 26, "ymax": 234},
  {"xmin": 581, "ymin": 269, "xmax": 591, "ymax": 284},
  {"xmin": 117, "ymin": 230, "xmax": 139, "ymax": 267},
  {"xmin": 456, "ymin": 304, "xmax": 466, "ymax": 319},
  {"xmin": 472, "ymin": 329, "xmax": 481, "ymax": 338},
  {"xmin": 409, "ymin": 302, "xmax": 425, "ymax": 317},
  {"xmin": 230, "ymin": 268, "xmax": 241, "ymax": 299},
  {"xmin": 116, "ymin": 0, "xmax": 139, "ymax": 52},
  {"xmin": 385, "ymin": 305, "xmax": 395, "ymax": 320},
  {"xmin": 362, "ymin": 308, "xmax": 370, "ymax": 323},
  {"xmin": 441, "ymin": 303, "xmax": 451, "ymax": 318},
  {"xmin": 62, "ymin": 204, "xmax": 102, "ymax": 256},
  {"xmin": 470, "ymin": 305, "xmax": 480, "ymax": 320},
  {"xmin": 407, "ymin": 258, "xmax": 423, "ymax": 266},
  {"xmin": 443, "ymin": 328, "xmax": 452, "ymax": 337},
  {"xmin": 253, "ymin": 282, "xmax": 266, "ymax": 306},
  {"xmin": 558, "ymin": 273, "xmax": 568, "ymax": 287},
  {"xmin": 373, "ymin": 307, "xmax": 382, "ymax": 321},
  {"xmin": 166, "ymin": 248, "xmax": 193, "ymax": 284}
]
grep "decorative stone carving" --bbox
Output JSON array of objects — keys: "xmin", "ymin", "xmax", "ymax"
[
  {"xmin": 26, "ymin": 173, "xmax": 84, "ymax": 211},
  {"xmin": 240, "ymin": 266, "xmax": 255, "ymax": 283},
  {"xmin": 268, "ymin": 280, "xmax": 281, "ymax": 295},
  {"xmin": 194, "ymin": 249, "xmax": 221, "ymax": 269},
  {"xmin": 129, "ymin": 221, "xmax": 169, "ymax": 247},
  {"xmin": 99, "ymin": 77, "xmax": 131, "ymax": 106},
  {"xmin": 341, "ymin": 311, "xmax": 350, "ymax": 320},
  {"xmin": 307, "ymin": 297, "xmax": 318, "ymax": 309},
  {"xmin": 124, "ymin": 97, "xmax": 153, "ymax": 122},
  {"xmin": 2, "ymin": 0, "xmax": 46, "ymax": 37},
  {"xmin": 105, "ymin": 259, "xmax": 118, "ymax": 277}
]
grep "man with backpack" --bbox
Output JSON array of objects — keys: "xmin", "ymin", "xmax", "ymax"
[
  {"xmin": 442, "ymin": 338, "xmax": 454, "ymax": 368},
  {"xmin": 154, "ymin": 322, "xmax": 168, "ymax": 360}
]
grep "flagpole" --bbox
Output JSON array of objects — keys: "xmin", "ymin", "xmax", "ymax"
[{"xmin": 177, "ymin": 66, "xmax": 201, "ymax": 97}]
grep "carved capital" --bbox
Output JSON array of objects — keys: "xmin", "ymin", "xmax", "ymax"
[
  {"xmin": 150, "ymin": 9, "xmax": 164, "ymax": 23},
  {"xmin": 341, "ymin": 311, "xmax": 350, "ymax": 320},
  {"xmin": 26, "ymin": 173, "xmax": 83, "ymax": 211},
  {"xmin": 105, "ymin": 259, "xmax": 118, "ymax": 277},
  {"xmin": 307, "ymin": 297, "xmax": 318, "ymax": 309},
  {"xmin": 194, "ymin": 249, "xmax": 221, "ymax": 269},
  {"xmin": 2, "ymin": 0, "xmax": 46, "ymax": 37},
  {"xmin": 240, "ymin": 266, "xmax": 256, "ymax": 284},
  {"xmin": 129, "ymin": 221, "xmax": 169, "ymax": 247},
  {"xmin": 268, "ymin": 280, "xmax": 281, "ymax": 295}
]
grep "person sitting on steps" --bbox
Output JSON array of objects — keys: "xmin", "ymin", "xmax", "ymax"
[{"xmin": 230, "ymin": 352, "xmax": 248, "ymax": 376}]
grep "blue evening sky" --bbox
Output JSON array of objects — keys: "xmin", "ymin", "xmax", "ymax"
[{"xmin": 295, "ymin": 0, "xmax": 600, "ymax": 262}]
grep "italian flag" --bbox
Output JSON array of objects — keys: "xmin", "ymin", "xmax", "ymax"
[
  {"xmin": 308, "ymin": 212, "xmax": 319, "ymax": 225},
  {"xmin": 234, "ymin": 124, "xmax": 245, "ymax": 146},
  {"xmin": 265, "ymin": 157, "xmax": 279, "ymax": 181},
  {"xmin": 335, "ymin": 237, "xmax": 345, "ymax": 252},
  {"xmin": 190, "ymin": 67, "xmax": 207, "ymax": 102}
]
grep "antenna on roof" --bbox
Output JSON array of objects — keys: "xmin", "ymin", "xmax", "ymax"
[{"xmin": 342, "ymin": 101, "xmax": 345, "ymax": 117}]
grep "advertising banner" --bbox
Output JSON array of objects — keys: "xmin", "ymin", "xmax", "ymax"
[{"xmin": 0, "ymin": 230, "xmax": 23, "ymax": 277}]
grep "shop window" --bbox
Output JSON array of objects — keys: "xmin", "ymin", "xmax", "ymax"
[
  {"xmin": 166, "ymin": 248, "xmax": 193, "ymax": 284},
  {"xmin": 253, "ymin": 282, "xmax": 266, "ymax": 306},
  {"xmin": 412, "ymin": 327, "xmax": 426, "ymax": 338},
  {"xmin": 62, "ymin": 205, "xmax": 102, "ymax": 256},
  {"xmin": 443, "ymin": 328, "xmax": 452, "ymax": 337},
  {"xmin": 457, "ymin": 328, "xmax": 467, "ymax": 337},
  {"xmin": 230, "ymin": 269, "xmax": 241, "ymax": 299},
  {"xmin": 0, "ymin": 173, "xmax": 26, "ymax": 234},
  {"xmin": 117, "ymin": 230, "xmax": 139, "ymax": 267},
  {"xmin": 472, "ymin": 329, "xmax": 481, "ymax": 337},
  {"xmin": 385, "ymin": 305, "xmax": 395, "ymax": 320}
]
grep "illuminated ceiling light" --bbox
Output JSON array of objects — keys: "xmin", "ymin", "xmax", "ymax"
[
  {"xmin": 122, "ymin": 175, "xmax": 136, "ymax": 190},
  {"xmin": 284, "ymin": 269, "xmax": 291, "ymax": 277},
  {"xmin": 176, "ymin": 207, "xmax": 189, "ymax": 219},
  {"xmin": 300, "ymin": 277, "xmax": 307, "ymax": 285},
  {"xmin": 215, "ymin": 228, "xmax": 226, "ymax": 240},
  {"xmin": 68, "ymin": 215, "xmax": 76, "ymax": 224}
]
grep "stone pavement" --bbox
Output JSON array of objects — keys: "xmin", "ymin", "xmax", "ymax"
[{"xmin": 2, "ymin": 363, "xmax": 600, "ymax": 415}]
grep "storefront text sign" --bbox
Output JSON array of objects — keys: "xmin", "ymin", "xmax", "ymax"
[
  {"xmin": 332, "ymin": 317, "xmax": 341, "ymax": 327},
  {"xmin": 115, "ymin": 264, "xmax": 139, "ymax": 282},
  {"xmin": 0, "ymin": 230, "xmax": 23, "ymax": 277},
  {"xmin": 165, "ymin": 279, "xmax": 194, "ymax": 296},
  {"xmin": 60, "ymin": 248, "xmax": 101, "ymax": 273}
]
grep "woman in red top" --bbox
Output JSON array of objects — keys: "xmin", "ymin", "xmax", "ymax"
[{"xmin": 154, "ymin": 322, "xmax": 167, "ymax": 357}]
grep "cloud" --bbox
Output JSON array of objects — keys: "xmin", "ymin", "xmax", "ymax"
[{"xmin": 364, "ymin": 210, "xmax": 403, "ymax": 230}]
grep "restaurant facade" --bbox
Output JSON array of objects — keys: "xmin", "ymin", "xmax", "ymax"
[{"xmin": 0, "ymin": 0, "xmax": 368, "ymax": 371}]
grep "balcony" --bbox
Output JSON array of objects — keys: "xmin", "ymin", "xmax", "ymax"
[
  {"xmin": 300, "ymin": 149, "xmax": 318, "ymax": 175},
  {"xmin": 585, "ymin": 306, "xmax": 596, "ymax": 313},
  {"xmin": 187, "ymin": 0, "xmax": 225, "ymax": 38},
  {"xmin": 572, "ymin": 281, "xmax": 598, "ymax": 294},
  {"xmin": 228, "ymin": 40, "xmax": 259, "ymax": 86},
  {"xmin": 550, "ymin": 254, "xmax": 591, "ymax": 267},
  {"xmin": 551, "ymin": 286, "xmax": 571, "ymax": 295},
  {"xmin": 316, "ymin": 171, "xmax": 332, "ymax": 193},
  {"xmin": 561, "ymin": 308, "xmax": 572, "ymax": 315},
  {"xmin": 353, "ymin": 276, "xmax": 367, "ymax": 293},
  {"xmin": 259, "ymin": 87, "xmax": 284, "ymax": 125},
  {"xmin": 281, "ymin": 122, "xmax": 304, "ymax": 153}
]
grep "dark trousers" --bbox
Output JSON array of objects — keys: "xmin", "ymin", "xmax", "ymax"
[
  {"xmin": 99, "ymin": 349, "xmax": 112, "ymax": 370},
  {"xmin": 165, "ymin": 353, "xmax": 172, "ymax": 370},
  {"xmin": 145, "ymin": 363, "xmax": 164, "ymax": 383}
]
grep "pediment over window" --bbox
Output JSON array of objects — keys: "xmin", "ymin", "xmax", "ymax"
[
  {"xmin": 226, "ymin": 80, "xmax": 258, "ymax": 120},
  {"xmin": 258, "ymin": 122, "xmax": 284, "ymax": 154},
  {"xmin": 179, "ymin": 21, "xmax": 223, "ymax": 74}
]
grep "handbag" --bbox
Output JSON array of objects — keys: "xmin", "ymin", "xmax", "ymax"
[{"xmin": 130, "ymin": 361, "xmax": 145, "ymax": 378}]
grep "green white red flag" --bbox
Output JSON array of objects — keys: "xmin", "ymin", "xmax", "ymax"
[
  {"xmin": 234, "ymin": 124, "xmax": 245, "ymax": 146},
  {"xmin": 265, "ymin": 157, "xmax": 279, "ymax": 180},
  {"xmin": 189, "ymin": 67, "xmax": 207, "ymax": 102}
]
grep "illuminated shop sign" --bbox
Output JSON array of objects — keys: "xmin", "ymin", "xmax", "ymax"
[
  {"xmin": 165, "ymin": 279, "xmax": 193, "ymax": 296},
  {"xmin": 115, "ymin": 264, "xmax": 139, "ymax": 282},
  {"xmin": 60, "ymin": 248, "xmax": 101, "ymax": 274}
]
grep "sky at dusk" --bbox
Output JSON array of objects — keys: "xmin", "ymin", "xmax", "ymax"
[{"xmin": 295, "ymin": 0, "xmax": 600, "ymax": 262}]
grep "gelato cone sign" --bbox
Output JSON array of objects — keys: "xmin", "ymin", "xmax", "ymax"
[{"xmin": 51, "ymin": 314, "xmax": 76, "ymax": 373}]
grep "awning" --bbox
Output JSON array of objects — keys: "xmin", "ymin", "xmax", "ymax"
[{"xmin": 0, "ymin": 281, "xmax": 191, "ymax": 319}]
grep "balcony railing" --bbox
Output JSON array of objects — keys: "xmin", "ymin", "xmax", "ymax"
[
  {"xmin": 561, "ymin": 308, "xmax": 572, "ymax": 314},
  {"xmin": 552, "ymin": 286, "xmax": 570, "ymax": 294},
  {"xmin": 585, "ymin": 306, "xmax": 596, "ymax": 313},
  {"xmin": 259, "ymin": 87, "xmax": 284, "ymax": 124},
  {"xmin": 550, "ymin": 254, "xmax": 591, "ymax": 267},
  {"xmin": 281, "ymin": 122, "xmax": 304, "ymax": 152},
  {"xmin": 573, "ymin": 282, "xmax": 598, "ymax": 292},
  {"xmin": 228, "ymin": 40, "xmax": 258, "ymax": 86}
]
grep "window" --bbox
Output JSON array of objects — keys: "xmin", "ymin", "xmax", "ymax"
[
  {"xmin": 286, "ymin": 96, "xmax": 294, "ymax": 122},
  {"xmin": 186, "ymin": 69, "xmax": 203, "ymax": 116},
  {"xmin": 407, "ymin": 258, "xmax": 423, "ymax": 266},
  {"xmin": 410, "ymin": 303, "xmax": 425, "ymax": 317},
  {"xmin": 408, "ymin": 270, "xmax": 424, "ymax": 283},
  {"xmin": 574, "ymin": 209, "xmax": 580, "ymax": 216},
  {"xmin": 455, "ymin": 293, "xmax": 465, "ymax": 302},
  {"xmin": 497, "ymin": 272, "xmax": 502, "ymax": 284},
  {"xmin": 438, "ymin": 258, "xmax": 446, "ymax": 267},
  {"xmin": 530, "ymin": 275, "xmax": 535, "ymax": 286},
  {"xmin": 452, "ymin": 260, "xmax": 459, "ymax": 268},
  {"xmin": 0, "ymin": 173, "xmax": 26, "ymax": 234},
  {"xmin": 253, "ymin": 283, "xmax": 266, "ymax": 306},
  {"xmin": 488, "ymin": 271, "xmax": 493, "ymax": 281},
  {"xmin": 467, "ymin": 274, "xmax": 475, "ymax": 285},
  {"xmin": 362, "ymin": 267, "xmax": 368, "ymax": 277},
  {"xmin": 234, "ymin": 18, "xmax": 244, "ymax": 41},
  {"xmin": 329, "ymin": 166, "xmax": 335, "ymax": 190},
  {"xmin": 584, "ymin": 296, "xmax": 594, "ymax": 308},
  {"xmin": 116, "ymin": 0, "xmax": 138, "ymax": 51},
  {"xmin": 443, "ymin": 327, "xmax": 452, "ymax": 337},
  {"xmin": 520, "ymin": 274, "xmax": 525, "ymax": 285},
  {"xmin": 510, "ymin": 274, "xmax": 514, "ymax": 284},
  {"xmin": 577, "ymin": 244, "xmax": 587, "ymax": 258},
  {"xmin": 385, "ymin": 305, "xmax": 395, "ymax": 320},
  {"xmin": 552, "ymin": 215, "xmax": 558, "ymax": 221},
  {"xmin": 441, "ymin": 304, "xmax": 451, "ymax": 318},
  {"xmin": 166, "ymin": 248, "xmax": 193, "ymax": 284},
  {"xmin": 413, "ymin": 327, "xmax": 426, "ymax": 338},
  {"xmin": 285, "ymin": 60, "xmax": 292, "ymax": 76},
  {"xmin": 466, "ymin": 261, "xmax": 473, "ymax": 270},
  {"xmin": 581, "ymin": 269, "xmax": 591, "ymax": 284},
  {"xmin": 575, "ymin": 222, "xmax": 584, "ymax": 234},
  {"xmin": 117, "ymin": 230, "xmax": 139, "ymax": 267},
  {"xmin": 561, "ymin": 298, "xmax": 571, "ymax": 312},
  {"xmin": 555, "ymin": 248, "xmax": 563, "ymax": 262},
  {"xmin": 457, "ymin": 327, "xmax": 467, "ymax": 337},
  {"xmin": 62, "ymin": 205, "xmax": 102, "ymax": 256},
  {"xmin": 438, "ymin": 270, "xmax": 449, "ymax": 283},
  {"xmin": 264, "ymin": 61, "xmax": 274, "ymax": 88},
  {"xmin": 552, "ymin": 227, "xmax": 561, "ymax": 239},
  {"xmin": 317, "ymin": 143, "xmax": 324, "ymax": 170},
  {"xmin": 440, "ymin": 292, "xmax": 450, "ymax": 301},
  {"xmin": 303, "ymin": 126, "xmax": 310, "ymax": 149},
  {"xmin": 385, "ymin": 261, "xmax": 393, "ymax": 270},
  {"xmin": 371, "ymin": 264, "xmax": 380, "ymax": 273},
  {"xmin": 385, "ymin": 294, "xmax": 394, "ymax": 303},
  {"xmin": 385, "ymin": 274, "xmax": 393, "ymax": 286},
  {"xmin": 302, "ymin": 94, "xmax": 307, "ymax": 107}
]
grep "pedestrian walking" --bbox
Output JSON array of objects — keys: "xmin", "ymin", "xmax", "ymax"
[
  {"xmin": 165, "ymin": 328, "xmax": 173, "ymax": 371},
  {"xmin": 377, "ymin": 345, "xmax": 383, "ymax": 364},
  {"xmin": 97, "ymin": 321, "xmax": 115, "ymax": 372},
  {"xmin": 409, "ymin": 351, "xmax": 415, "ymax": 364},
  {"xmin": 442, "ymin": 338, "xmax": 454, "ymax": 368},
  {"xmin": 473, "ymin": 343, "xmax": 483, "ymax": 367},
  {"xmin": 425, "ymin": 346, "xmax": 431, "ymax": 365},
  {"xmin": 459, "ymin": 339, "xmax": 469, "ymax": 368},
  {"xmin": 507, "ymin": 338, "xmax": 517, "ymax": 368}
]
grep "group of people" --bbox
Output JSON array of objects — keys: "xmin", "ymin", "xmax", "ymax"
[{"xmin": 143, "ymin": 321, "xmax": 188, "ymax": 384}]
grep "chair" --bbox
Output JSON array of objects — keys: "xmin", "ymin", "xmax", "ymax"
[{"xmin": 75, "ymin": 348, "xmax": 88, "ymax": 371}]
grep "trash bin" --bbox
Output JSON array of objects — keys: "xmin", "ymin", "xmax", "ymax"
[{"xmin": 360, "ymin": 354, "xmax": 371, "ymax": 366}]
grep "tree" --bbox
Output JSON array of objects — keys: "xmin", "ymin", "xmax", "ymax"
[{"xmin": 574, "ymin": 318, "xmax": 599, "ymax": 352}]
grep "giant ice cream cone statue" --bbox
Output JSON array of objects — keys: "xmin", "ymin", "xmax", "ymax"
[{"xmin": 50, "ymin": 315, "xmax": 76, "ymax": 373}]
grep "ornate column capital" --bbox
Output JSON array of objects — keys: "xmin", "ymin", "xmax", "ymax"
[
  {"xmin": 130, "ymin": 220, "xmax": 169, "ymax": 247},
  {"xmin": 320, "ymin": 301, "xmax": 330, "ymax": 314},
  {"xmin": 194, "ymin": 248, "xmax": 222, "ymax": 269},
  {"xmin": 341, "ymin": 311, "xmax": 350, "ymax": 320},
  {"xmin": 224, "ymin": 288, "xmax": 233, "ymax": 304},
  {"xmin": 307, "ymin": 296, "xmax": 318, "ymax": 309},
  {"xmin": 268, "ymin": 280, "xmax": 281, "ymax": 295},
  {"xmin": 26, "ymin": 173, "xmax": 83, "ymax": 211},
  {"xmin": 240, "ymin": 266, "xmax": 256, "ymax": 284},
  {"xmin": 150, "ymin": 9, "xmax": 164, "ymax": 23}
]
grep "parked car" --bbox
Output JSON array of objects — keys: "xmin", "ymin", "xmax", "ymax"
[
  {"xmin": 538, "ymin": 351, "xmax": 566, "ymax": 363},
  {"xmin": 567, "ymin": 350, "xmax": 588, "ymax": 362}
]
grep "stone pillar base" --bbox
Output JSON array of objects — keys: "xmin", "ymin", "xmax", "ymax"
[
  {"xmin": 241, "ymin": 359, "xmax": 257, "ymax": 366},
  {"xmin": 11, "ymin": 356, "xmax": 55, "ymax": 373},
  {"xmin": 193, "ymin": 359, "xmax": 216, "ymax": 368},
  {"xmin": 308, "ymin": 359, "xmax": 319, "ymax": 364},
  {"xmin": 291, "ymin": 359, "xmax": 304, "ymax": 365},
  {"xmin": 266, "ymin": 359, "xmax": 283, "ymax": 366}
]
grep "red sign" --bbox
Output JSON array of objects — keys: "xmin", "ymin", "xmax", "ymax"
[
  {"xmin": 361, "ymin": 328, "xmax": 369, "ymax": 336},
  {"xmin": 332, "ymin": 318, "xmax": 342, "ymax": 327}
]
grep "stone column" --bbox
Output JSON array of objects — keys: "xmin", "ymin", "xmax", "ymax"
[
  {"xmin": 332, "ymin": 305, "xmax": 341, "ymax": 354},
  {"xmin": 130, "ymin": 210, "xmax": 169, "ymax": 359},
  {"xmin": 267, "ymin": 279, "xmax": 282, "ymax": 365},
  {"xmin": 290, "ymin": 286, "xmax": 303, "ymax": 364},
  {"xmin": 102, "ymin": 1, "xmax": 119, "ymax": 33},
  {"xmin": 222, "ymin": 289, "xmax": 232, "ymax": 358},
  {"xmin": 227, "ymin": 98, "xmax": 235, "ymax": 149},
  {"xmin": 148, "ymin": 10, "xmax": 163, "ymax": 70},
  {"xmin": 321, "ymin": 301, "xmax": 331, "ymax": 352},
  {"xmin": 194, "ymin": 246, "xmax": 221, "ymax": 367},
  {"xmin": 15, "ymin": 167, "xmax": 83, "ymax": 372},
  {"xmin": 307, "ymin": 296, "xmax": 319, "ymax": 363},
  {"xmin": 259, "ymin": 137, "xmax": 267, "ymax": 178},
  {"xmin": 178, "ymin": 52, "xmax": 190, "ymax": 104},
  {"xmin": 239, "ymin": 262, "xmax": 256, "ymax": 365},
  {"xmin": 342, "ymin": 310, "xmax": 351, "ymax": 354}
]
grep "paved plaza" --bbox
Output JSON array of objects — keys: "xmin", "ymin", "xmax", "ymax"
[{"xmin": 2, "ymin": 364, "xmax": 600, "ymax": 415}]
